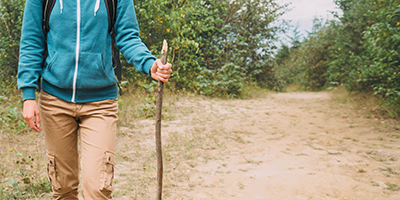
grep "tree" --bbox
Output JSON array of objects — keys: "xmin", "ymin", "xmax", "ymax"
[{"xmin": 0, "ymin": 0, "xmax": 24, "ymax": 78}]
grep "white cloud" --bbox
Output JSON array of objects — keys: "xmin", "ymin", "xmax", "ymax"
[{"xmin": 278, "ymin": 0, "xmax": 342, "ymax": 43}]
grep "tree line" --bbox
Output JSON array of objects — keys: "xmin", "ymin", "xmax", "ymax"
[
  {"xmin": 0, "ymin": 0, "xmax": 287, "ymax": 98},
  {"xmin": 275, "ymin": 0, "xmax": 400, "ymax": 115}
]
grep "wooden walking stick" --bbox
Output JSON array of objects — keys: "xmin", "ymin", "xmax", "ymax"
[{"xmin": 155, "ymin": 40, "xmax": 168, "ymax": 200}]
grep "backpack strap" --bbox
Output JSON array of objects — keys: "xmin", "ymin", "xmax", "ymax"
[
  {"xmin": 104, "ymin": 0, "xmax": 117, "ymax": 34},
  {"xmin": 42, "ymin": 0, "xmax": 56, "ymax": 60},
  {"xmin": 37, "ymin": 0, "xmax": 56, "ymax": 91},
  {"xmin": 42, "ymin": 0, "xmax": 56, "ymax": 37},
  {"xmin": 112, "ymin": 34, "xmax": 122, "ymax": 81},
  {"xmin": 105, "ymin": 0, "xmax": 122, "ymax": 82}
]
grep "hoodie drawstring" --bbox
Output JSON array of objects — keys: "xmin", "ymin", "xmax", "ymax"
[
  {"xmin": 60, "ymin": 0, "xmax": 63, "ymax": 13},
  {"xmin": 94, "ymin": 0, "xmax": 100, "ymax": 16}
]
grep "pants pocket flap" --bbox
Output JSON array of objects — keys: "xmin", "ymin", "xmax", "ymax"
[
  {"xmin": 100, "ymin": 151, "xmax": 115, "ymax": 196},
  {"xmin": 46, "ymin": 153, "xmax": 61, "ymax": 191},
  {"xmin": 104, "ymin": 152, "xmax": 115, "ymax": 165}
]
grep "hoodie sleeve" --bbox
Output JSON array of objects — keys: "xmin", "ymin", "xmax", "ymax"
[
  {"xmin": 17, "ymin": 0, "xmax": 46, "ymax": 101},
  {"xmin": 114, "ymin": 0, "xmax": 156, "ymax": 76}
]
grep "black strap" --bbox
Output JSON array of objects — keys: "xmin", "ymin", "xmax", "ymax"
[
  {"xmin": 111, "ymin": 31, "xmax": 122, "ymax": 81},
  {"xmin": 106, "ymin": 0, "xmax": 122, "ymax": 82},
  {"xmin": 37, "ymin": 0, "xmax": 56, "ymax": 91},
  {"xmin": 105, "ymin": 0, "xmax": 117, "ymax": 33}
]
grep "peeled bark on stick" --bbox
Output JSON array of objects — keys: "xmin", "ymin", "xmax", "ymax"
[{"xmin": 155, "ymin": 39, "xmax": 168, "ymax": 200}]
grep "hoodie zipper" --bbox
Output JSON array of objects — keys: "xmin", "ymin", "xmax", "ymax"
[
  {"xmin": 112, "ymin": 0, "xmax": 116, "ymax": 22},
  {"xmin": 71, "ymin": 0, "xmax": 81, "ymax": 102}
]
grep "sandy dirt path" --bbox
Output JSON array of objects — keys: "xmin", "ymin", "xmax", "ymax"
[{"xmin": 114, "ymin": 91, "xmax": 400, "ymax": 200}]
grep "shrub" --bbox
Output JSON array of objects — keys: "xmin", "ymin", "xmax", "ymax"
[
  {"xmin": 357, "ymin": 0, "xmax": 400, "ymax": 113},
  {"xmin": 197, "ymin": 63, "xmax": 244, "ymax": 98},
  {"xmin": 0, "ymin": 0, "xmax": 24, "ymax": 76}
]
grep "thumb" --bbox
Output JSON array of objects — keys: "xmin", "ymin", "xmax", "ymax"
[{"xmin": 156, "ymin": 59, "xmax": 164, "ymax": 70}]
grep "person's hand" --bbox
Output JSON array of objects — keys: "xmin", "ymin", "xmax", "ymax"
[
  {"xmin": 150, "ymin": 59, "xmax": 172, "ymax": 82},
  {"xmin": 23, "ymin": 99, "xmax": 42, "ymax": 132}
]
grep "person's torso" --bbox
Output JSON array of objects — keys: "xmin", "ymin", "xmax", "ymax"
[{"xmin": 41, "ymin": 0, "xmax": 117, "ymax": 102}]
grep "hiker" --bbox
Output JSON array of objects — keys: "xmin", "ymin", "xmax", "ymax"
[{"xmin": 17, "ymin": 0, "xmax": 172, "ymax": 199}]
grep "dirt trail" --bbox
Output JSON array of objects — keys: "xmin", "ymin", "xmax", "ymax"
[{"xmin": 114, "ymin": 91, "xmax": 400, "ymax": 200}]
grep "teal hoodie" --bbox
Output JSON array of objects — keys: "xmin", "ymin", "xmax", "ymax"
[{"xmin": 18, "ymin": 0, "xmax": 156, "ymax": 103}]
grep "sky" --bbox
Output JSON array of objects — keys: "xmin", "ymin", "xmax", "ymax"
[{"xmin": 277, "ymin": 0, "xmax": 342, "ymax": 44}]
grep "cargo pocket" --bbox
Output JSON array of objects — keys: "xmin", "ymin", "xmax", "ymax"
[
  {"xmin": 100, "ymin": 152, "xmax": 115, "ymax": 196},
  {"xmin": 46, "ymin": 154, "xmax": 61, "ymax": 191}
]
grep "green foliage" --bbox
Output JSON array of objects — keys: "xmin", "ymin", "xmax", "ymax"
[
  {"xmin": 298, "ymin": 20, "xmax": 336, "ymax": 90},
  {"xmin": 275, "ymin": 0, "xmax": 400, "ymax": 115},
  {"xmin": 137, "ymin": 81, "xmax": 157, "ymax": 118},
  {"xmin": 197, "ymin": 63, "xmax": 243, "ymax": 97},
  {"xmin": 0, "ymin": 0, "xmax": 26, "ymax": 135},
  {"xmin": 0, "ymin": 0, "xmax": 24, "ymax": 76},
  {"xmin": 136, "ymin": 96, "xmax": 156, "ymax": 118},
  {"xmin": 273, "ymin": 26, "xmax": 303, "ymax": 85},
  {"xmin": 327, "ymin": 0, "xmax": 382, "ymax": 90},
  {"xmin": 0, "ymin": 76, "xmax": 27, "ymax": 134},
  {"xmin": 356, "ymin": 0, "xmax": 400, "ymax": 113},
  {"xmin": 275, "ymin": 19, "xmax": 336, "ymax": 90},
  {"xmin": 125, "ymin": 0, "xmax": 287, "ymax": 96},
  {"xmin": 0, "ymin": 101, "xmax": 26, "ymax": 133},
  {"xmin": 274, "ymin": 44, "xmax": 290, "ymax": 66},
  {"xmin": 0, "ymin": 153, "xmax": 51, "ymax": 199},
  {"xmin": 328, "ymin": 0, "xmax": 400, "ymax": 113},
  {"xmin": 0, "ymin": 0, "xmax": 287, "ymax": 98}
]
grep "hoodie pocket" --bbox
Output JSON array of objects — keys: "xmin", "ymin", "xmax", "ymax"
[
  {"xmin": 76, "ymin": 52, "xmax": 118, "ymax": 89},
  {"xmin": 42, "ymin": 52, "xmax": 76, "ymax": 89}
]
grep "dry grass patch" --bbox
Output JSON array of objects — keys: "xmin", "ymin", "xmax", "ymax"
[
  {"xmin": 331, "ymin": 87, "xmax": 399, "ymax": 119},
  {"xmin": 0, "ymin": 132, "xmax": 52, "ymax": 199}
]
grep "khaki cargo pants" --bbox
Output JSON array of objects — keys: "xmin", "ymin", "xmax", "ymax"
[{"xmin": 39, "ymin": 91, "xmax": 118, "ymax": 200}]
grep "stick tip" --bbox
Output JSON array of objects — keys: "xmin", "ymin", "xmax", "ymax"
[{"xmin": 162, "ymin": 40, "xmax": 168, "ymax": 53}]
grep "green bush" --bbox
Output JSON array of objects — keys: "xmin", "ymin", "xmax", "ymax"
[
  {"xmin": 0, "ymin": 76, "xmax": 26, "ymax": 134},
  {"xmin": 129, "ymin": 0, "xmax": 287, "ymax": 96},
  {"xmin": 275, "ymin": 19, "xmax": 336, "ymax": 90},
  {"xmin": 357, "ymin": 0, "xmax": 400, "ymax": 113},
  {"xmin": 0, "ymin": 0, "xmax": 24, "ymax": 76},
  {"xmin": 1, "ymin": 0, "xmax": 287, "ymax": 98},
  {"xmin": 197, "ymin": 63, "xmax": 244, "ymax": 98},
  {"xmin": 327, "ymin": 0, "xmax": 385, "ymax": 90},
  {"xmin": 274, "ymin": 0, "xmax": 400, "ymax": 115}
]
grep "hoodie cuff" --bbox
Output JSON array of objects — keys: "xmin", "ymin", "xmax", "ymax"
[
  {"xmin": 22, "ymin": 88, "xmax": 36, "ymax": 101},
  {"xmin": 145, "ymin": 58, "xmax": 156, "ymax": 76}
]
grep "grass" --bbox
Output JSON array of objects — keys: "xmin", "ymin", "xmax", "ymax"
[
  {"xmin": 2, "ymin": 80, "xmax": 400, "ymax": 199},
  {"xmin": 0, "ymin": 78, "xmax": 29, "ymax": 135},
  {"xmin": 0, "ymin": 82, "xmax": 193, "ymax": 199},
  {"xmin": 284, "ymin": 84, "xmax": 302, "ymax": 92},
  {"xmin": 0, "ymin": 150, "xmax": 52, "ymax": 199},
  {"xmin": 380, "ymin": 167, "xmax": 397, "ymax": 175},
  {"xmin": 239, "ymin": 81, "xmax": 271, "ymax": 99},
  {"xmin": 114, "ymin": 83, "xmax": 400, "ymax": 198},
  {"xmin": 0, "ymin": 178, "xmax": 51, "ymax": 199},
  {"xmin": 0, "ymin": 78, "xmax": 53, "ymax": 199},
  {"xmin": 385, "ymin": 183, "xmax": 400, "ymax": 191},
  {"xmin": 331, "ymin": 87, "xmax": 399, "ymax": 119},
  {"xmin": 358, "ymin": 169, "xmax": 367, "ymax": 173},
  {"xmin": 112, "ymin": 87, "xmax": 241, "ymax": 199}
]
